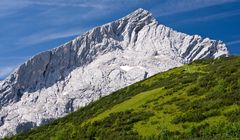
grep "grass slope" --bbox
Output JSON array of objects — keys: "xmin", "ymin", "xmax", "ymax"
[{"xmin": 5, "ymin": 57, "xmax": 240, "ymax": 140}]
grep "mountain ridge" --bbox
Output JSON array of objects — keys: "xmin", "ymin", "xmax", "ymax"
[{"xmin": 0, "ymin": 8, "xmax": 228, "ymax": 137}]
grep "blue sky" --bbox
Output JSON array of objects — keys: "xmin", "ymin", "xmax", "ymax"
[{"xmin": 0, "ymin": 0, "xmax": 240, "ymax": 79}]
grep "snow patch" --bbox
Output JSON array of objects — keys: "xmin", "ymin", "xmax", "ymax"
[
  {"xmin": 120, "ymin": 66, "xmax": 146, "ymax": 72},
  {"xmin": 120, "ymin": 66, "xmax": 134, "ymax": 71},
  {"xmin": 62, "ymin": 92, "xmax": 69, "ymax": 96},
  {"xmin": 137, "ymin": 66, "xmax": 146, "ymax": 70}
]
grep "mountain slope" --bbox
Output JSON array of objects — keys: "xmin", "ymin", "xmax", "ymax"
[
  {"xmin": 0, "ymin": 8, "xmax": 228, "ymax": 137},
  {"xmin": 5, "ymin": 56, "xmax": 240, "ymax": 140}
]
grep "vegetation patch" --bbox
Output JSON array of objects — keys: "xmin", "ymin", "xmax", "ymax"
[{"xmin": 5, "ymin": 56, "xmax": 240, "ymax": 140}]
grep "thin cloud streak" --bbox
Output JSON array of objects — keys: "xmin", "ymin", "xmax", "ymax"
[
  {"xmin": 17, "ymin": 28, "xmax": 88, "ymax": 47},
  {"xmin": 152, "ymin": 0, "xmax": 237, "ymax": 16},
  {"xmin": 0, "ymin": 0, "xmax": 142, "ymax": 15},
  {"xmin": 27, "ymin": 1, "xmax": 107, "ymax": 9},
  {"xmin": 227, "ymin": 40, "xmax": 240, "ymax": 46},
  {"xmin": 0, "ymin": 56, "xmax": 29, "ymax": 60},
  {"xmin": 0, "ymin": 66, "xmax": 15, "ymax": 79},
  {"xmin": 0, "ymin": 0, "xmax": 112, "ymax": 18},
  {"xmin": 0, "ymin": 0, "xmax": 107, "ymax": 9},
  {"xmin": 176, "ymin": 9, "xmax": 240, "ymax": 24},
  {"xmin": 0, "ymin": 0, "xmax": 30, "ymax": 18}
]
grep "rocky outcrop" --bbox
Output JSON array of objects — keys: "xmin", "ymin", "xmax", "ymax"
[{"xmin": 0, "ymin": 8, "xmax": 228, "ymax": 137}]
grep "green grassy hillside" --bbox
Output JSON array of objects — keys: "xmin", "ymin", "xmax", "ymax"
[{"xmin": 5, "ymin": 57, "xmax": 240, "ymax": 140}]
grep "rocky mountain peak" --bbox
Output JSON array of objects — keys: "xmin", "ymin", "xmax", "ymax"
[
  {"xmin": 0, "ymin": 8, "xmax": 228, "ymax": 137},
  {"xmin": 124, "ymin": 8, "xmax": 155, "ymax": 22}
]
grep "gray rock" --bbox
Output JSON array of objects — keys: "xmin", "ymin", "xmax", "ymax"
[{"xmin": 0, "ymin": 8, "xmax": 228, "ymax": 137}]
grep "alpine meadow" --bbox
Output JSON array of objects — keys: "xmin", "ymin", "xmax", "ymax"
[{"xmin": 5, "ymin": 56, "xmax": 240, "ymax": 139}]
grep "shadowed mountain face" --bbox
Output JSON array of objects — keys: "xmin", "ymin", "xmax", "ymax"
[{"xmin": 0, "ymin": 8, "xmax": 228, "ymax": 137}]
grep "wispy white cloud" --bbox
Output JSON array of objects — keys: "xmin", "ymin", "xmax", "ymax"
[
  {"xmin": 36, "ymin": 0, "xmax": 140, "ymax": 20},
  {"xmin": 0, "ymin": 56, "xmax": 29, "ymax": 60},
  {"xmin": 0, "ymin": 0, "xmax": 28, "ymax": 10},
  {"xmin": 0, "ymin": 0, "xmax": 113, "ymax": 18},
  {"xmin": 176, "ymin": 9, "xmax": 240, "ymax": 24},
  {"xmin": 17, "ymin": 28, "xmax": 88, "ymax": 47},
  {"xmin": 27, "ymin": 1, "xmax": 107, "ymax": 9},
  {"xmin": 0, "ymin": 0, "xmax": 108, "ymax": 10},
  {"xmin": 0, "ymin": 66, "xmax": 15, "ymax": 79},
  {"xmin": 227, "ymin": 40, "xmax": 240, "ymax": 46},
  {"xmin": 0, "ymin": 56, "xmax": 30, "ymax": 79},
  {"xmin": 1, "ymin": 0, "xmax": 237, "ymax": 19},
  {"xmin": 152, "ymin": 0, "xmax": 237, "ymax": 16},
  {"xmin": 0, "ymin": 0, "xmax": 30, "ymax": 17}
]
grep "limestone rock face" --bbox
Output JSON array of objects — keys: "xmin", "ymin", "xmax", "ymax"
[{"xmin": 0, "ymin": 8, "xmax": 228, "ymax": 137}]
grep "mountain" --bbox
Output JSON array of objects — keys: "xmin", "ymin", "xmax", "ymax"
[
  {"xmin": 0, "ymin": 8, "xmax": 228, "ymax": 137},
  {"xmin": 5, "ymin": 57, "xmax": 240, "ymax": 140}
]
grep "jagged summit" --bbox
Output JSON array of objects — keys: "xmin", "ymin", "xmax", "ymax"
[
  {"xmin": 0, "ymin": 8, "xmax": 228, "ymax": 137},
  {"xmin": 124, "ymin": 8, "xmax": 154, "ymax": 20},
  {"xmin": 131, "ymin": 8, "xmax": 149, "ymax": 14}
]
